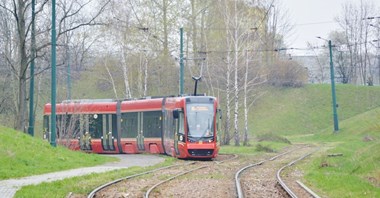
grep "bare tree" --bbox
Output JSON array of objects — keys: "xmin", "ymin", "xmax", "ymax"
[
  {"xmin": 336, "ymin": 1, "xmax": 377, "ymax": 85},
  {"xmin": 0, "ymin": 0, "xmax": 110, "ymax": 131},
  {"xmin": 329, "ymin": 31, "xmax": 351, "ymax": 84}
]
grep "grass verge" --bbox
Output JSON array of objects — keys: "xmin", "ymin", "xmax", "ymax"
[
  {"xmin": 220, "ymin": 133, "xmax": 291, "ymax": 155},
  {"xmin": 15, "ymin": 157, "xmax": 176, "ymax": 198}
]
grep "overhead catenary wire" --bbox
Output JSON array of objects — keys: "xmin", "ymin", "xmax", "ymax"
[{"xmin": 106, "ymin": 4, "xmax": 380, "ymax": 56}]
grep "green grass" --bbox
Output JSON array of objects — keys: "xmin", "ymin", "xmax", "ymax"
[
  {"xmin": 220, "ymin": 133, "xmax": 292, "ymax": 155},
  {"xmin": 15, "ymin": 157, "xmax": 176, "ymax": 198},
  {"xmin": 0, "ymin": 126, "xmax": 116, "ymax": 179},
  {"xmin": 293, "ymin": 107, "xmax": 380, "ymax": 197},
  {"xmin": 251, "ymin": 84, "xmax": 380, "ymax": 135},
  {"xmin": 5, "ymin": 84, "xmax": 380, "ymax": 197}
]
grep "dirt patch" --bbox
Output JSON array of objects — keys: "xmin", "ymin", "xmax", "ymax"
[
  {"xmin": 367, "ymin": 176, "xmax": 380, "ymax": 187},
  {"xmin": 363, "ymin": 135, "xmax": 375, "ymax": 142}
]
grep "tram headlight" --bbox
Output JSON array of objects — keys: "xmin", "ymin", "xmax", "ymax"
[{"xmin": 179, "ymin": 134, "xmax": 184, "ymax": 142}]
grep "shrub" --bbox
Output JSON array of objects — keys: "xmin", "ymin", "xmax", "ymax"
[
  {"xmin": 256, "ymin": 133, "xmax": 291, "ymax": 144},
  {"xmin": 267, "ymin": 60, "xmax": 308, "ymax": 88},
  {"xmin": 255, "ymin": 144, "xmax": 275, "ymax": 152}
]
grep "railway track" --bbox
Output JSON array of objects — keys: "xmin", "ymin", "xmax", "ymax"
[
  {"xmin": 235, "ymin": 145, "xmax": 320, "ymax": 198},
  {"xmin": 234, "ymin": 148, "xmax": 296, "ymax": 198},
  {"xmin": 88, "ymin": 146, "xmax": 320, "ymax": 198},
  {"xmin": 88, "ymin": 154, "xmax": 238, "ymax": 198},
  {"xmin": 276, "ymin": 148, "xmax": 321, "ymax": 198},
  {"xmin": 87, "ymin": 162, "xmax": 194, "ymax": 198}
]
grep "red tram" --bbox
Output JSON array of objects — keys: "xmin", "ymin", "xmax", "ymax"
[{"xmin": 43, "ymin": 96, "xmax": 221, "ymax": 159}]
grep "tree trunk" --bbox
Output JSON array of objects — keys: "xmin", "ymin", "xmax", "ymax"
[
  {"xmin": 143, "ymin": 55, "xmax": 148, "ymax": 97},
  {"xmin": 222, "ymin": 0, "xmax": 231, "ymax": 145},
  {"xmin": 243, "ymin": 50, "xmax": 249, "ymax": 146},
  {"xmin": 121, "ymin": 44, "xmax": 132, "ymax": 98},
  {"xmin": 15, "ymin": 0, "xmax": 28, "ymax": 132},
  {"xmin": 233, "ymin": 0, "xmax": 239, "ymax": 146},
  {"xmin": 162, "ymin": 0, "xmax": 169, "ymax": 57},
  {"xmin": 105, "ymin": 59, "xmax": 118, "ymax": 99}
]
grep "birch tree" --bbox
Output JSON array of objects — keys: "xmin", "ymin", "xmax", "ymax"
[
  {"xmin": 219, "ymin": 0, "xmax": 232, "ymax": 145},
  {"xmin": 220, "ymin": 0, "xmax": 264, "ymax": 146}
]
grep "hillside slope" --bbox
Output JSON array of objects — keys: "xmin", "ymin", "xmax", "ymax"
[
  {"xmin": 297, "ymin": 107, "xmax": 380, "ymax": 197},
  {"xmin": 250, "ymin": 84, "xmax": 380, "ymax": 135}
]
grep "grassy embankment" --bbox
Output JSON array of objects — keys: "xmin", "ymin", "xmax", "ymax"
[
  {"xmin": 0, "ymin": 125, "xmax": 175, "ymax": 197},
  {"xmin": 0, "ymin": 126, "xmax": 117, "ymax": 179},
  {"xmin": 222, "ymin": 84, "xmax": 380, "ymax": 154},
  {"xmin": 250, "ymin": 84, "xmax": 380, "ymax": 135},
  {"xmin": 290, "ymin": 107, "xmax": 380, "ymax": 198}
]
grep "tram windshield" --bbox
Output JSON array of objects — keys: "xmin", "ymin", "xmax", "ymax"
[{"xmin": 186, "ymin": 103, "xmax": 214, "ymax": 139}]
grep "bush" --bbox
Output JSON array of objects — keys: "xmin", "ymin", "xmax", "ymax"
[
  {"xmin": 256, "ymin": 133, "xmax": 291, "ymax": 144},
  {"xmin": 255, "ymin": 144, "xmax": 275, "ymax": 152},
  {"xmin": 267, "ymin": 60, "xmax": 308, "ymax": 88}
]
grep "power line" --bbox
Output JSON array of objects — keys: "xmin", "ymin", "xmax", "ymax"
[{"xmin": 294, "ymin": 21, "xmax": 337, "ymax": 26}]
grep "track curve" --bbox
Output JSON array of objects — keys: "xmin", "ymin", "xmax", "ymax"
[
  {"xmin": 88, "ymin": 154, "xmax": 238, "ymax": 198},
  {"xmin": 276, "ymin": 148, "xmax": 320, "ymax": 198},
  {"xmin": 235, "ymin": 147, "xmax": 300, "ymax": 198},
  {"xmin": 87, "ymin": 162, "xmax": 195, "ymax": 198}
]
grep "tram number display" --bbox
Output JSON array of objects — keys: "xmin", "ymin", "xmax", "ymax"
[{"xmin": 191, "ymin": 106, "xmax": 209, "ymax": 111}]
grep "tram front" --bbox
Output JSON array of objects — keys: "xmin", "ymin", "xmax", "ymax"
[{"xmin": 182, "ymin": 96, "xmax": 220, "ymax": 158}]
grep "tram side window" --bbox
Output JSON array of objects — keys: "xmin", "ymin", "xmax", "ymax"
[
  {"xmin": 178, "ymin": 111, "xmax": 184, "ymax": 135},
  {"xmin": 68, "ymin": 114, "xmax": 80, "ymax": 138},
  {"xmin": 163, "ymin": 109, "xmax": 174, "ymax": 140},
  {"xmin": 143, "ymin": 111, "xmax": 162, "ymax": 138},
  {"xmin": 43, "ymin": 115, "xmax": 49, "ymax": 139},
  {"xmin": 88, "ymin": 114, "xmax": 103, "ymax": 138},
  {"xmin": 56, "ymin": 114, "xmax": 81, "ymax": 138},
  {"xmin": 121, "ymin": 112, "xmax": 138, "ymax": 138},
  {"xmin": 56, "ymin": 115, "xmax": 65, "ymax": 138}
]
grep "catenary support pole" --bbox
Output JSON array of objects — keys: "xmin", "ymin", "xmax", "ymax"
[
  {"xmin": 28, "ymin": 0, "xmax": 36, "ymax": 136},
  {"xmin": 328, "ymin": 40, "xmax": 339, "ymax": 132},
  {"xmin": 51, "ymin": 0, "xmax": 57, "ymax": 147},
  {"xmin": 180, "ymin": 28, "xmax": 184, "ymax": 95}
]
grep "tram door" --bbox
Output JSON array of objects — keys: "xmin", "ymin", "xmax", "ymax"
[
  {"xmin": 80, "ymin": 115, "xmax": 92, "ymax": 151},
  {"xmin": 173, "ymin": 110, "xmax": 182, "ymax": 156},
  {"xmin": 101, "ymin": 114, "xmax": 115, "ymax": 151},
  {"xmin": 136, "ymin": 112, "xmax": 145, "ymax": 151}
]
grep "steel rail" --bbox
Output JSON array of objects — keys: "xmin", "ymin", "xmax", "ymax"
[
  {"xmin": 296, "ymin": 180, "xmax": 321, "ymax": 198},
  {"xmin": 87, "ymin": 162, "xmax": 195, "ymax": 198},
  {"xmin": 235, "ymin": 147, "xmax": 301, "ymax": 198},
  {"xmin": 144, "ymin": 154, "xmax": 238, "ymax": 198},
  {"xmin": 276, "ymin": 149, "xmax": 319, "ymax": 198},
  {"xmin": 145, "ymin": 165, "xmax": 208, "ymax": 198},
  {"xmin": 215, "ymin": 154, "xmax": 239, "ymax": 164},
  {"xmin": 88, "ymin": 154, "xmax": 237, "ymax": 198},
  {"xmin": 235, "ymin": 161, "xmax": 265, "ymax": 198}
]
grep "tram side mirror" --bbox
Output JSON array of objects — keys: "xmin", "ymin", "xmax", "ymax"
[
  {"xmin": 173, "ymin": 109, "xmax": 179, "ymax": 119},
  {"xmin": 217, "ymin": 109, "xmax": 222, "ymax": 119}
]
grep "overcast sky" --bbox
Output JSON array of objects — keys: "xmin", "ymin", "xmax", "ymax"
[{"xmin": 283, "ymin": 0, "xmax": 380, "ymax": 55}]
